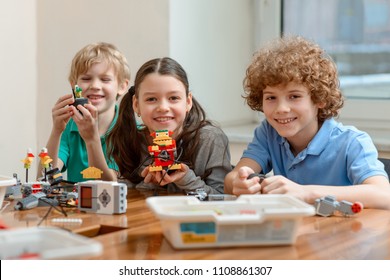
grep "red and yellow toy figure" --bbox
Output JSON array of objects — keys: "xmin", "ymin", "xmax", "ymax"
[
  {"xmin": 38, "ymin": 147, "xmax": 52, "ymax": 169},
  {"xmin": 21, "ymin": 148, "xmax": 35, "ymax": 182},
  {"xmin": 148, "ymin": 130, "xmax": 181, "ymax": 172},
  {"xmin": 38, "ymin": 147, "xmax": 52, "ymax": 181}
]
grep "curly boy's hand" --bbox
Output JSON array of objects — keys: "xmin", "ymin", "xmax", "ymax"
[
  {"xmin": 261, "ymin": 175, "xmax": 306, "ymax": 201},
  {"xmin": 231, "ymin": 166, "xmax": 262, "ymax": 195}
]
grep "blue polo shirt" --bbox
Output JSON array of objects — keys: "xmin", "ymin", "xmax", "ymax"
[
  {"xmin": 58, "ymin": 105, "xmax": 119, "ymax": 183},
  {"xmin": 242, "ymin": 118, "xmax": 388, "ymax": 185}
]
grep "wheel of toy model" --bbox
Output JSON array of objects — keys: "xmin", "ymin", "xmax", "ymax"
[
  {"xmin": 42, "ymin": 184, "xmax": 52, "ymax": 195},
  {"xmin": 22, "ymin": 185, "xmax": 32, "ymax": 197}
]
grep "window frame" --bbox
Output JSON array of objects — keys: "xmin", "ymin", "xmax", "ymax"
[{"xmin": 255, "ymin": 0, "xmax": 390, "ymax": 151}]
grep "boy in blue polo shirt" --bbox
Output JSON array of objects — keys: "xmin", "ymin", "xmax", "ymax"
[
  {"xmin": 42, "ymin": 42, "xmax": 130, "ymax": 182},
  {"xmin": 224, "ymin": 36, "xmax": 390, "ymax": 209}
]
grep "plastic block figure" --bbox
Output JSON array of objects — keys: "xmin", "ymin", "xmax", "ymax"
[
  {"xmin": 72, "ymin": 84, "xmax": 88, "ymax": 112},
  {"xmin": 38, "ymin": 147, "xmax": 52, "ymax": 170},
  {"xmin": 38, "ymin": 147, "xmax": 53, "ymax": 181},
  {"xmin": 21, "ymin": 148, "xmax": 35, "ymax": 168},
  {"xmin": 74, "ymin": 84, "xmax": 83, "ymax": 98},
  {"xmin": 21, "ymin": 148, "xmax": 35, "ymax": 182},
  {"xmin": 46, "ymin": 168, "xmax": 64, "ymax": 185},
  {"xmin": 77, "ymin": 180, "xmax": 127, "ymax": 214},
  {"xmin": 80, "ymin": 166, "xmax": 103, "ymax": 180},
  {"xmin": 148, "ymin": 130, "xmax": 181, "ymax": 172},
  {"xmin": 314, "ymin": 195, "xmax": 363, "ymax": 217}
]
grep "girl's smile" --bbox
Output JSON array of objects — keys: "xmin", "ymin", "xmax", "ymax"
[{"xmin": 133, "ymin": 73, "xmax": 192, "ymax": 134}]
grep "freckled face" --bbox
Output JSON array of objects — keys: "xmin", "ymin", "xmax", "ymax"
[
  {"xmin": 133, "ymin": 73, "xmax": 192, "ymax": 136},
  {"xmin": 262, "ymin": 82, "xmax": 322, "ymax": 149}
]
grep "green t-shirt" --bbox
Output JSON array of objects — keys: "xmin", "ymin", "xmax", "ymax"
[{"xmin": 58, "ymin": 105, "xmax": 119, "ymax": 183}]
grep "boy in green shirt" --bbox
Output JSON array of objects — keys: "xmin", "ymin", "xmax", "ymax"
[{"xmin": 42, "ymin": 42, "xmax": 130, "ymax": 182}]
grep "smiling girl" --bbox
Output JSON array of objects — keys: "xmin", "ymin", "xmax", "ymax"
[{"xmin": 107, "ymin": 57, "xmax": 232, "ymax": 194}]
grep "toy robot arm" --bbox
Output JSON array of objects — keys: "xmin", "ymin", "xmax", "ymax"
[
  {"xmin": 314, "ymin": 196, "xmax": 339, "ymax": 217},
  {"xmin": 314, "ymin": 195, "xmax": 363, "ymax": 217},
  {"xmin": 338, "ymin": 200, "xmax": 363, "ymax": 215}
]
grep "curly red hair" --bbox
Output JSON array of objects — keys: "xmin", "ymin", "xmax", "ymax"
[{"xmin": 243, "ymin": 35, "xmax": 344, "ymax": 121}]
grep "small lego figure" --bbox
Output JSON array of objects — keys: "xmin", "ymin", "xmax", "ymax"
[
  {"xmin": 72, "ymin": 84, "xmax": 88, "ymax": 110},
  {"xmin": 148, "ymin": 130, "xmax": 181, "ymax": 172},
  {"xmin": 314, "ymin": 195, "xmax": 363, "ymax": 217},
  {"xmin": 38, "ymin": 147, "xmax": 52, "ymax": 168},
  {"xmin": 46, "ymin": 168, "xmax": 64, "ymax": 185},
  {"xmin": 38, "ymin": 147, "xmax": 53, "ymax": 181},
  {"xmin": 21, "ymin": 148, "xmax": 34, "ymax": 182},
  {"xmin": 74, "ymin": 84, "xmax": 83, "ymax": 98},
  {"xmin": 80, "ymin": 166, "xmax": 103, "ymax": 180}
]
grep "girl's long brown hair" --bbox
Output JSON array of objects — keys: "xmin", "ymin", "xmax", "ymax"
[{"xmin": 107, "ymin": 57, "xmax": 211, "ymax": 183}]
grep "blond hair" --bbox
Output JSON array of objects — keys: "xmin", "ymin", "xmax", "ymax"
[{"xmin": 68, "ymin": 42, "xmax": 130, "ymax": 86}]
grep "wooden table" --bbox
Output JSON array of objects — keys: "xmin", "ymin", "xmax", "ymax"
[{"xmin": 2, "ymin": 188, "xmax": 390, "ymax": 260}]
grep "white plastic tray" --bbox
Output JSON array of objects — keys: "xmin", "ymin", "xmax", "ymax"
[
  {"xmin": 0, "ymin": 227, "xmax": 102, "ymax": 259},
  {"xmin": 0, "ymin": 175, "xmax": 16, "ymax": 211},
  {"xmin": 147, "ymin": 194, "xmax": 315, "ymax": 248}
]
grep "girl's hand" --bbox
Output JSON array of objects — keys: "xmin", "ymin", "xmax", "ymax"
[
  {"xmin": 71, "ymin": 103, "xmax": 99, "ymax": 142},
  {"xmin": 141, "ymin": 164, "xmax": 189, "ymax": 186},
  {"xmin": 141, "ymin": 167, "xmax": 157, "ymax": 184},
  {"xmin": 231, "ymin": 166, "xmax": 262, "ymax": 195},
  {"xmin": 51, "ymin": 93, "xmax": 74, "ymax": 133}
]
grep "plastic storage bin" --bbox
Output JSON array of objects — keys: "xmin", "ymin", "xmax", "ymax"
[
  {"xmin": 0, "ymin": 227, "xmax": 102, "ymax": 259},
  {"xmin": 147, "ymin": 194, "xmax": 315, "ymax": 249},
  {"xmin": 0, "ymin": 175, "xmax": 16, "ymax": 211}
]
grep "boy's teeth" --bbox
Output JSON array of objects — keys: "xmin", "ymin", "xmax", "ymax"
[
  {"xmin": 89, "ymin": 96, "xmax": 102, "ymax": 100},
  {"xmin": 277, "ymin": 118, "xmax": 294, "ymax": 124}
]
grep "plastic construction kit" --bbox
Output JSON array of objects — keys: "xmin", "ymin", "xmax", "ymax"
[
  {"xmin": 76, "ymin": 180, "xmax": 127, "ymax": 214},
  {"xmin": 0, "ymin": 175, "xmax": 17, "ymax": 211},
  {"xmin": 72, "ymin": 84, "xmax": 88, "ymax": 112},
  {"xmin": 147, "ymin": 194, "xmax": 315, "ymax": 249},
  {"xmin": 148, "ymin": 130, "xmax": 181, "ymax": 172},
  {"xmin": 0, "ymin": 227, "xmax": 102, "ymax": 259},
  {"xmin": 314, "ymin": 195, "xmax": 363, "ymax": 217}
]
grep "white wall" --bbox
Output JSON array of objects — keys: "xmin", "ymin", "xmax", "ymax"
[
  {"xmin": 254, "ymin": 0, "xmax": 281, "ymax": 49},
  {"xmin": 169, "ymin": 0, "xmax": 255, "ymax": 126},
  {"xmin": 36, "ymin": 0, "xmax": 171, "ymax": 153},
  {"xmin": 0, "ymin": 0, "xmax": 37, "ymax": 179}
]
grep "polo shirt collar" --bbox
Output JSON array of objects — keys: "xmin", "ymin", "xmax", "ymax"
[
  {"xmin": 277, "ymin": 118, "xmax": 336, "ymax": 158},
  {"xmin": 306, "ymin": 118, "xmax": 337, "ymax": 155}
]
